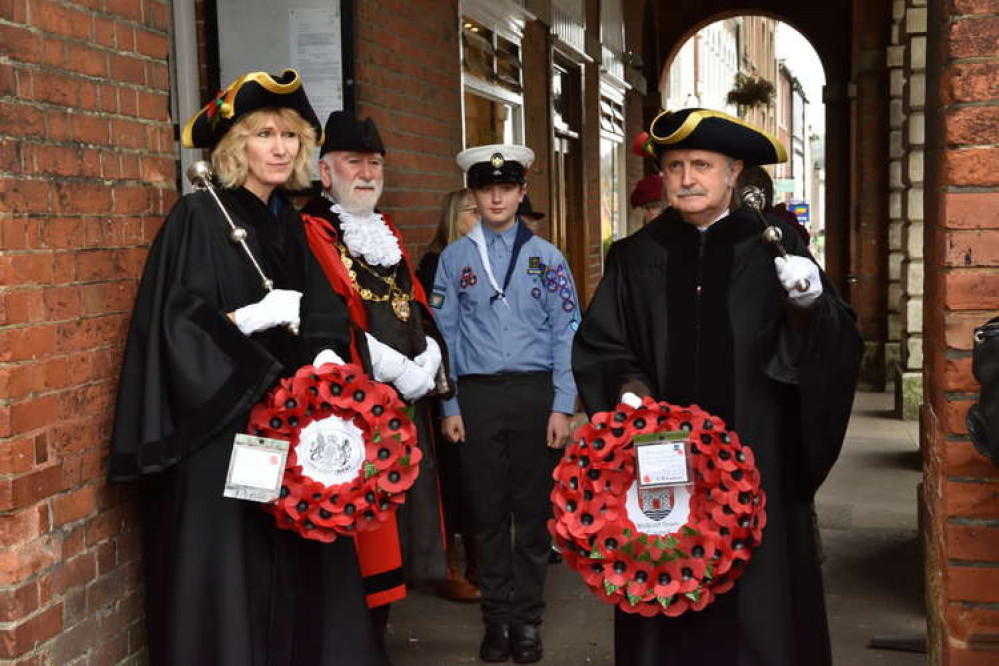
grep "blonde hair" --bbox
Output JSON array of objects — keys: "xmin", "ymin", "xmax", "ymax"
[
  {"xmin": 211, "ymin": 107, "xmax": 317, "ymax": 190},
  {"xmin": 426, "ymin": 188, "xmax": 472, "ymax": 254}
]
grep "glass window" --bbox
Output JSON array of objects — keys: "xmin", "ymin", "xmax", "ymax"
[
  {"xmin": 599, "ymin": 93, "xmax": 625, "ymax": 253},
  {"xmin": 464, "ymin": 91, "xmax": 516, "ymax": 147}
]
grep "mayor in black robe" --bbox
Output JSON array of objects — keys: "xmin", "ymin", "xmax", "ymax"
[
  {"xmin": 108, "ymin": 71, "xmax": 382, "ymax": 666},
  {"xmin": 572, "ymin": 109, "xmax": 862, "ymax": 666}
]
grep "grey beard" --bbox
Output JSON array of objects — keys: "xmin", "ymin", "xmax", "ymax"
[{"xmin": 326, "ymin": 183, "xmax": 380, "ymax": 216}]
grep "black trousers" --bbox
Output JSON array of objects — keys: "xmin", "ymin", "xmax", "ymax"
[{"xmin": 457, "ymin": 372, "xmax": 561, "ymax": 626}]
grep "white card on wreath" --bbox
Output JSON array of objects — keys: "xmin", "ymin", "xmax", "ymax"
[
  {"xmin": 635, "ymin": 430, "xmax": 691, "ymax": 488},
  {"xmin": 224, "ymin": 434, "xmax": 289, "ymax": 503}
]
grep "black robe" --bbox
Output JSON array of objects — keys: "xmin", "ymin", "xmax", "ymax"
[
  {"xmin": 108, "ymin": 187, "xmax": 381, "ymax": 666},
  {"xmin": 572, "ymin": 207, "xmax": 862, "ymax": 666}
]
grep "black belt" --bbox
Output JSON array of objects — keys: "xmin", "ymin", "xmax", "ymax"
[{"xmin": 459, "ymin": 370, "xmax": 550, "ymax": 382}]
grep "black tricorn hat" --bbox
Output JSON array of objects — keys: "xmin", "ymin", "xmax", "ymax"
[
  {"xmin": 320, "ymin": 111, "xmax": 386, "ymax": 156},
  {"xmin": 517, "ymin": 195, "xmax": 545, "ymax": 221},
  {"xmin": 181, "ymin": 69, "xmax": 322, "ymax": 149},
  {"xmin": 639, "ymin": 108, "xmax": 787, "ymax": 166}
]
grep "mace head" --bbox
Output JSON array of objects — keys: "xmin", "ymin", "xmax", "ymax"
[
  {"xmin": 186, "ymin": 160, "xmax": 214, "ymax": 188},
  {"xmin": 762, "ymin": 225, "xmax": 783, "ymax": 243},
  {"xmin": 739, "ymin": 185, "xmax": 766, "ymax": 211}
]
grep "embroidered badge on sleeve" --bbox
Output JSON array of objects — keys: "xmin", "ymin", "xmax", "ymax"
[{"xmin": 430, "ymin": 291, "xmax": 446, "ymax": 309}]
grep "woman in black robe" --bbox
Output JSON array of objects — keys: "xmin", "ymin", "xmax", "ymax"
[{"xmin": 108, "ymin": 70, "xmax": 381, "ymax": 666}]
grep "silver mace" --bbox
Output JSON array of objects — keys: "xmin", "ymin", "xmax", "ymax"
[
  {"xmin": 186, "ymin": 160, "xmax": 299, "ymax": 334},
  {"xmin": 739, "ymin": 185, "xmax": 810, "ymax": 293}
]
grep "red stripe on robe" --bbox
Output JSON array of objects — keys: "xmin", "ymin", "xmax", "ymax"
[{"xmin": 301, "ymin": 211, "xmax": 430, "ymax": 609}]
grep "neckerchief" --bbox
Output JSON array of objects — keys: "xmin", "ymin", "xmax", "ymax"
[{"xmin": 466, "ymin": 218, "xmax": 534, "ymax": 306}]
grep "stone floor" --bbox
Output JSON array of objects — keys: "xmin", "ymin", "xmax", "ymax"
[{"xmin": 384, "ymin": 392, "xmax": 927, "ymax": 665}]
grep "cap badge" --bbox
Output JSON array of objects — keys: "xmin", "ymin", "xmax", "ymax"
[{"xmin": 490, "ymin": 153, "xmax": 505, "ymax": 169}]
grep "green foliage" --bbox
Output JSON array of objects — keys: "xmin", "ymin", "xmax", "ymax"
[{"xmin": 726, "ymin": 73, "xmax": 776, "ymax": 109}]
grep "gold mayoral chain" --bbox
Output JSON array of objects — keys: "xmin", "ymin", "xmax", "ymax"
[{"xmin": 337, "ymin": 244, "xmax": 414, "ymax": 322}]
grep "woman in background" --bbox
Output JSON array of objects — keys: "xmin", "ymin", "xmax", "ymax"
[{"xmin": 417, "ymin": 188, "xmax": 480, "ymax": 601}]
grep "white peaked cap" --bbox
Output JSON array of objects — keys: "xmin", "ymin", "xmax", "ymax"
[{"xmin": 456, "ymin": 143, "xmax": 535, "ymax": 172}]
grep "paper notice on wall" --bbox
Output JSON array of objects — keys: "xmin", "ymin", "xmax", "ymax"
[{"xmin": 289, "ymin": 8, "xmax": 344, "ymax": 124}]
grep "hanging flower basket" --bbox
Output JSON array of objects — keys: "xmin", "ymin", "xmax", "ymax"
[
  {"xmin": 726, "ymin": 73, "xmax": 776, "ymax": 109},
  {"xmin": 549, "ymin": 397, "xmax": 767, "ymax": 617},
  {"xmin": 247, "ymin": 362, "xmax": 421, "ymax": 543}
]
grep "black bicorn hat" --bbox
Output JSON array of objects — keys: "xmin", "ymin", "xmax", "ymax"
[
  {"xmin": 635, "ymin": 108, "xmax": 788, "ymax": 166},
  {"xmin": 320, "ymin": 110, "xmax": 386, "ymax": 156},
  {"xmin": 457, "ymin": 144, "xmax": 535, "ymax": 189},
  {"xmin": 181, "ymin": 69, "xmax": 322, "ymax": 149}
]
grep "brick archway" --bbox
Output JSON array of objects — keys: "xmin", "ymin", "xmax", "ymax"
[{"xmin": 644, "ymin": 0, "xmax": 890, "ymax": 390}]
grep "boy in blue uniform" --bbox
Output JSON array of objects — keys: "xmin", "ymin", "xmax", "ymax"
[{"xmin": 431, "ymin": 144, "xmax": 579, "ymax": 663}]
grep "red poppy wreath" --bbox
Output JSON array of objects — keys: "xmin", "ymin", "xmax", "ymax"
[
  {"xmin": 246, "ymin": 362, "xmax": 421, "ymax": 543},
  {"xmin": 549, "ymin": 397, "xmax": 767, "ymax": 617}
]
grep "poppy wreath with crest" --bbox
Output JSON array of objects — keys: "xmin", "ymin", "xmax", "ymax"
[
  {"xmin": 247, "ymin": 362, "xmax": 421, "ymax": 543},
  {"xmin": 549, "ymin": 397, "xmax": 767, "ymax": 617}
]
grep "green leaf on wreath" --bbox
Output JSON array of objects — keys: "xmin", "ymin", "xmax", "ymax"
[
  {"xmin": 621, "ymin": 543, "xmax": 634, "ymax": 556},
  {"xmin": 654, "ymin": 537, "xmax": 668, "ymax": 550},
  {"xmin": 664, "ymin": 536, "xmax": 679, "ymax": 549},
  {"xmin": 705, "ymin": 564, "xmax": 715, "ymax": 580},
  {"xmin": 399, "ymin": 454, "xmax": 411, "ymax": 467},
  {"xmin": 364, "ymin": 462, "xmax": 378, "ymax": 479},
  {"xmin": 637, "ymin": 534, "xmax": 649, "ymax": 545},
  {"xmin": 637, "ymin": 551, "xmax": 654, "ymax": 563},
  {"xmin": 685, "ymin": 589, "xmax": 701, "ymax": 602},
  {"xmin": 373, "ymin": 431, "xmax": 381, "ymax": 443},
  {"xmin": 588, "ymin": 548, "xmax": 604, "ymax": 560},
  {"xmin": 604, "ymin": 580, "xmax": 620, "ymax": 595},
  {"xmin": 657, "ymin": 595, "xmax": 674, "ymax": 609},
  {"xmin": 626, "ymin": 592, "xmax": 641, "ymax": 607},
  {"xmin": 681, "ymin": 525, "xmax": 700, "ymax": 537},
  {"xmin": 405, "ymin": 405, "xmax": 416, "ymax": 420},
  {"xmin": 392, "ymin": 433, "xmax": 402, "ymax": 443},
  {"xmin": 623, "ymin": 528, "xmax": 633, "ymax": 538}
]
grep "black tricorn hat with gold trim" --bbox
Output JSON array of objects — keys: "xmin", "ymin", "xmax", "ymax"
[
  {"xmin": 635, "ymin": 108, "xmax": 787, "ymax": 166},
  {"xmin": 182, "ymin": 69, "xmax": 322, "ymax": 149}
]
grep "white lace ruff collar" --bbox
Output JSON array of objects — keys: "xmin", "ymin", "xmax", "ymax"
[{"xmin": 332, "ymin": 203, "xmax": 402, "ymax": 268}]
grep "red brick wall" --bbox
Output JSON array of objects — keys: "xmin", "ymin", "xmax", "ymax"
[
  {"xmin": 924, "ymin": 1, "xmax": 999, "ymax": 663},
  {"xmin": 0, "ymin": 0, "xmax": 175, "ymax": 662},
  {"xmin": 353, "ymin": 0, "xmax": 465, "ymax": 260}
]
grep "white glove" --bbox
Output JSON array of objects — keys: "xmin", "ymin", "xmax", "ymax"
[
  {"xmin": 312, "ymin": 348, "xmax": 345, "ymax": 369},
  {"xmin": 774, "ymin": 256, "xmax": 822, "ymax": 308},
  {"xmin": 620, "ymin": 392, "xmax": 642, "ymax": 408},
  {"xmin": 232, "ymin": 289, "xmax": 302, "ymax": 336},
  {"xmin": 414, "ymin": 336, "xmax": 442, "ymax": 377},
  {"xmin": 365, "ymin": 333, "xmax": 435, "ymax": 401}
]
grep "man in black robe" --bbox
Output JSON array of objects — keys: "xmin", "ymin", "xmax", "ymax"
[
  {"xmin": 298, "ymin": 110, "xmax": 449, "ymax": 659},
  {"xmin": 572, "ymin": 108, "xmax": 862, "ymax": 666}
]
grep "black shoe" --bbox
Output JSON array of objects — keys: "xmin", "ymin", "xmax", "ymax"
[
  {"xmin": 479, "ymin": 623, "xmax": 510, "ymax": 662},
  {"xmin": 510, "ymin": 624, "xmax": 543, "ymax": 664}
]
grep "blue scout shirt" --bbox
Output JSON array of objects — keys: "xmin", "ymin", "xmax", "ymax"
[{"xmin": 431, "ymin": 219, "xmax": 580, "ymax": 418}]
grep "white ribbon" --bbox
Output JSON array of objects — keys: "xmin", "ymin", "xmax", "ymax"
[{"xmin": 466, "ymin": 221, "xmax": 511, "ymax": 308}]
